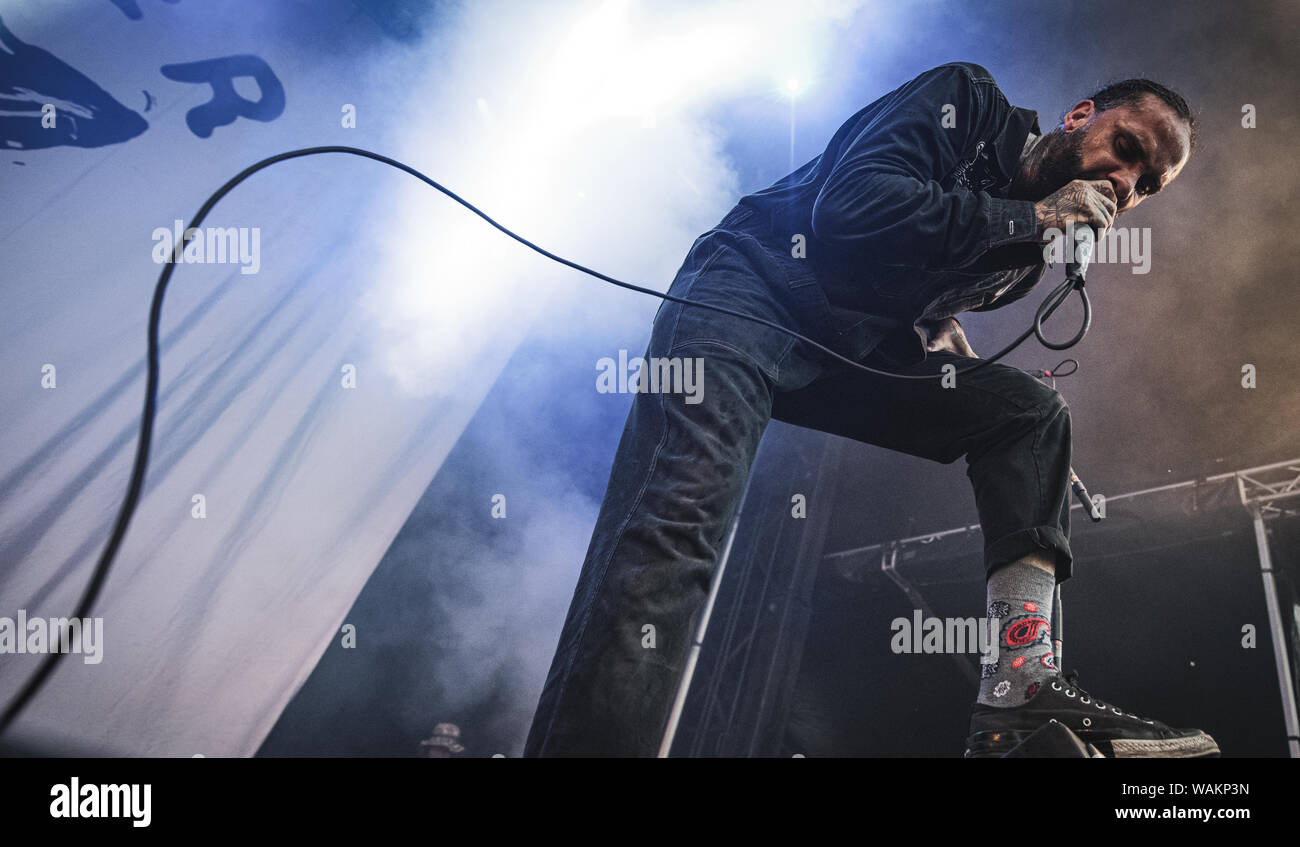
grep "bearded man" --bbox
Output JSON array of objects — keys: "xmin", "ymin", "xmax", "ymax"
[{"xmin": 526, "ymin": 62, "xmax": 1212, "ymax": 758}]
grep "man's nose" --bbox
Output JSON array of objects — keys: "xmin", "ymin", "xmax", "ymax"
[{"xmin": 1110, "ymin": 171, "xmax": 1138, "ymax": 209}]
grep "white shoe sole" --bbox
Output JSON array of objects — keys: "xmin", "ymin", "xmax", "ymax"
[{"xmin": 1107, "ymin": 732, "xmax": 1220, "ymax": 758}]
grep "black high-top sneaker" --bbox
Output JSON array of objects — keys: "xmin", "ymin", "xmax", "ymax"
[{"xmin": 964, "ymin": 671, "xmax": 1219, "ymax": 758}]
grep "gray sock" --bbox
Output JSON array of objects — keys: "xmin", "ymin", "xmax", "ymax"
[{"xmin": 977, "ymin": 562, "xmax": 1058, "ymax": 707}]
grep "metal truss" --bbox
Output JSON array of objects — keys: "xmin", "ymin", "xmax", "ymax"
[{"xmin": 825, "ymin": 457, "xmax": 1300, "ymax": 758}]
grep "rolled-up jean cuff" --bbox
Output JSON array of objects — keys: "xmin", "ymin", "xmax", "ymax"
[{"xmin": 984, "ymin": 526, "xmax": 1073, "ymax": 583}]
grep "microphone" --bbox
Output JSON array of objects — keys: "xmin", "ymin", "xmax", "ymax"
[
  {"xmin": 1070, "ymin": 467, "xmax": 1103, "ymax": 522},
  {"xmin": 1066, "ymin": 224, "xmax": 1095, "ymax": 281}
]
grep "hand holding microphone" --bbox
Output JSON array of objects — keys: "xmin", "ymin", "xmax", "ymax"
[
  {"xmin": 1033, "ymin": 179, "xmax": 1117, "ymax": 281},
  {"xmin": 1033, "ymin": 178, "xmax": 1117, "ymax": 239}
]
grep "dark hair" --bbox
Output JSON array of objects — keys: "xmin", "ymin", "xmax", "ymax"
[{"xmin": 1088, "ymin": 79, "xmax": 1197, "ymax": 151}]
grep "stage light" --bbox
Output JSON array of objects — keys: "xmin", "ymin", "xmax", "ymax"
[{"xmin": 375, "ymin": 0, "xmax": 858, "ymax": 393}]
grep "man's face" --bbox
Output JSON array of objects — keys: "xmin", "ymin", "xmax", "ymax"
[{"xmin": 1012, "ymin": 93, "xmax": 1191, "ymax": 214}]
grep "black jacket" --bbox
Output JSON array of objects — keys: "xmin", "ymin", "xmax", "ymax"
[{"xmin": 713, "ymin": 62, "xmax": 1046, "ymax": 365}]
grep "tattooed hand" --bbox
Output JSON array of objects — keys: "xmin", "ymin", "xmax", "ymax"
[{"xmin": 1033, "ymin": 179, "xmax": 1117, "ymax": 243}]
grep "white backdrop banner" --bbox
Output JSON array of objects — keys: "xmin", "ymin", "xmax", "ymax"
[{"xmin": 0, "ymin": 0, "xmax": 561, "ymax": 756}]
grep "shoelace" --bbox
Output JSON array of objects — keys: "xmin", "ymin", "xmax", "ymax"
[{"xmin": 1061, "ymin": 671, "xmax": 1154, "ymax": 723}]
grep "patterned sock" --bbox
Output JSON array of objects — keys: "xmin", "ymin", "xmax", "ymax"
[{"xmin": 978, "ymin": 561, "xmax": 1058, "ymax": 707}]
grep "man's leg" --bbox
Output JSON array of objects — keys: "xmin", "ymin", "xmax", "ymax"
[
  {"xmin": 979, "ymin": 554, "xmax": 1059, "ymax": 705},
  {"xmin": 772, "ymin": 350, "xmax": 1075, "ymax": 583},
  {"xmin": 771, "ymin": 350, "xmax": 1217, "ymax": 756},
  {"xmin": 524, "ymin": 235, "xmax": 821, "ymax": 756}
]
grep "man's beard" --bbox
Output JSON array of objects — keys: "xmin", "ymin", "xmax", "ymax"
[{"xmin": 1008, "ymin": 124, "xmax": 1088, "ymax": 201}]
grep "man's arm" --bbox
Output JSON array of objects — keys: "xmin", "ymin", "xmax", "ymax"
[
  {"xmin": 810, "ymin": 64, "xmax": 1039, "ymax": 271},
  {"xmin": 920, "ymin": 316, "xmax": 977, "ymax": 357}
]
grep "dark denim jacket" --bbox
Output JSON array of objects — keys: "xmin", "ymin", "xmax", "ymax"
[{"xmin": 711, "ymin": 62, "xmax": 1046, "ymax": 365}]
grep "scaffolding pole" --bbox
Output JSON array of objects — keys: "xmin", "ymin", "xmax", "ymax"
[{"xmin": 1248, "ymin": 505, "xmax": 1299, "ymax": 756}]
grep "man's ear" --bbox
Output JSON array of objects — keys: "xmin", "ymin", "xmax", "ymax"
[{"xmin": 1062, "ymin": 100, "xmax": 1096, "ymax": 133}]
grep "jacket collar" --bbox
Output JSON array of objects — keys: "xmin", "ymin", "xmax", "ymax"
[{"xmin": 991, "ymin": 105, "xmax": 1041, "ymax": 181}]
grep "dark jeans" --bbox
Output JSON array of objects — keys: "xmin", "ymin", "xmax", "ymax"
[{"xmin": 524, "ymin": 229, "xmax": 1073, "ymax": 757}]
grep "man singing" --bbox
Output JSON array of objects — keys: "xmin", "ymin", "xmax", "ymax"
[{"xmin": 526, "ymin": 62, "xmax": 1215, "ymax": 757}]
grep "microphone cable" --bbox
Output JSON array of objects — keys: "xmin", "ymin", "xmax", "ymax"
[{"xmin": 0, "ymin": 145, "xmax": 1094, "ymax": 737}]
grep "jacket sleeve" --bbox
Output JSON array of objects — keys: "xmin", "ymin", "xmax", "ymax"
[
  {"xmin": 968, "ymin": 277, "xmax": 1036, "ymax": 312},
  {"xmin": 968, "ymin": 252, "xmax": 1048, "ymax": 313},
  {"xmin": 810, "ymin": 64, "xmax": 1038, "ymax": 271}
]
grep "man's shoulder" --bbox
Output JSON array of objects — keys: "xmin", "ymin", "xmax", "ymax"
[
  {"xmin": 910, "ymin": 62, "xmax": 1017, "ymax": 123},
  {"xmin": 915, "ymin": 62, "xmax": 1014, "ymax": 99},
  {"xmin": 932, "ymin": 62, "xmax": 999, "ymax": 86}
]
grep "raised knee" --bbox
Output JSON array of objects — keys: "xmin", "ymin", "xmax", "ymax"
[{"xmin": 1004, "ymin": 368, "xmax": 1067, "ymax": 417}]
